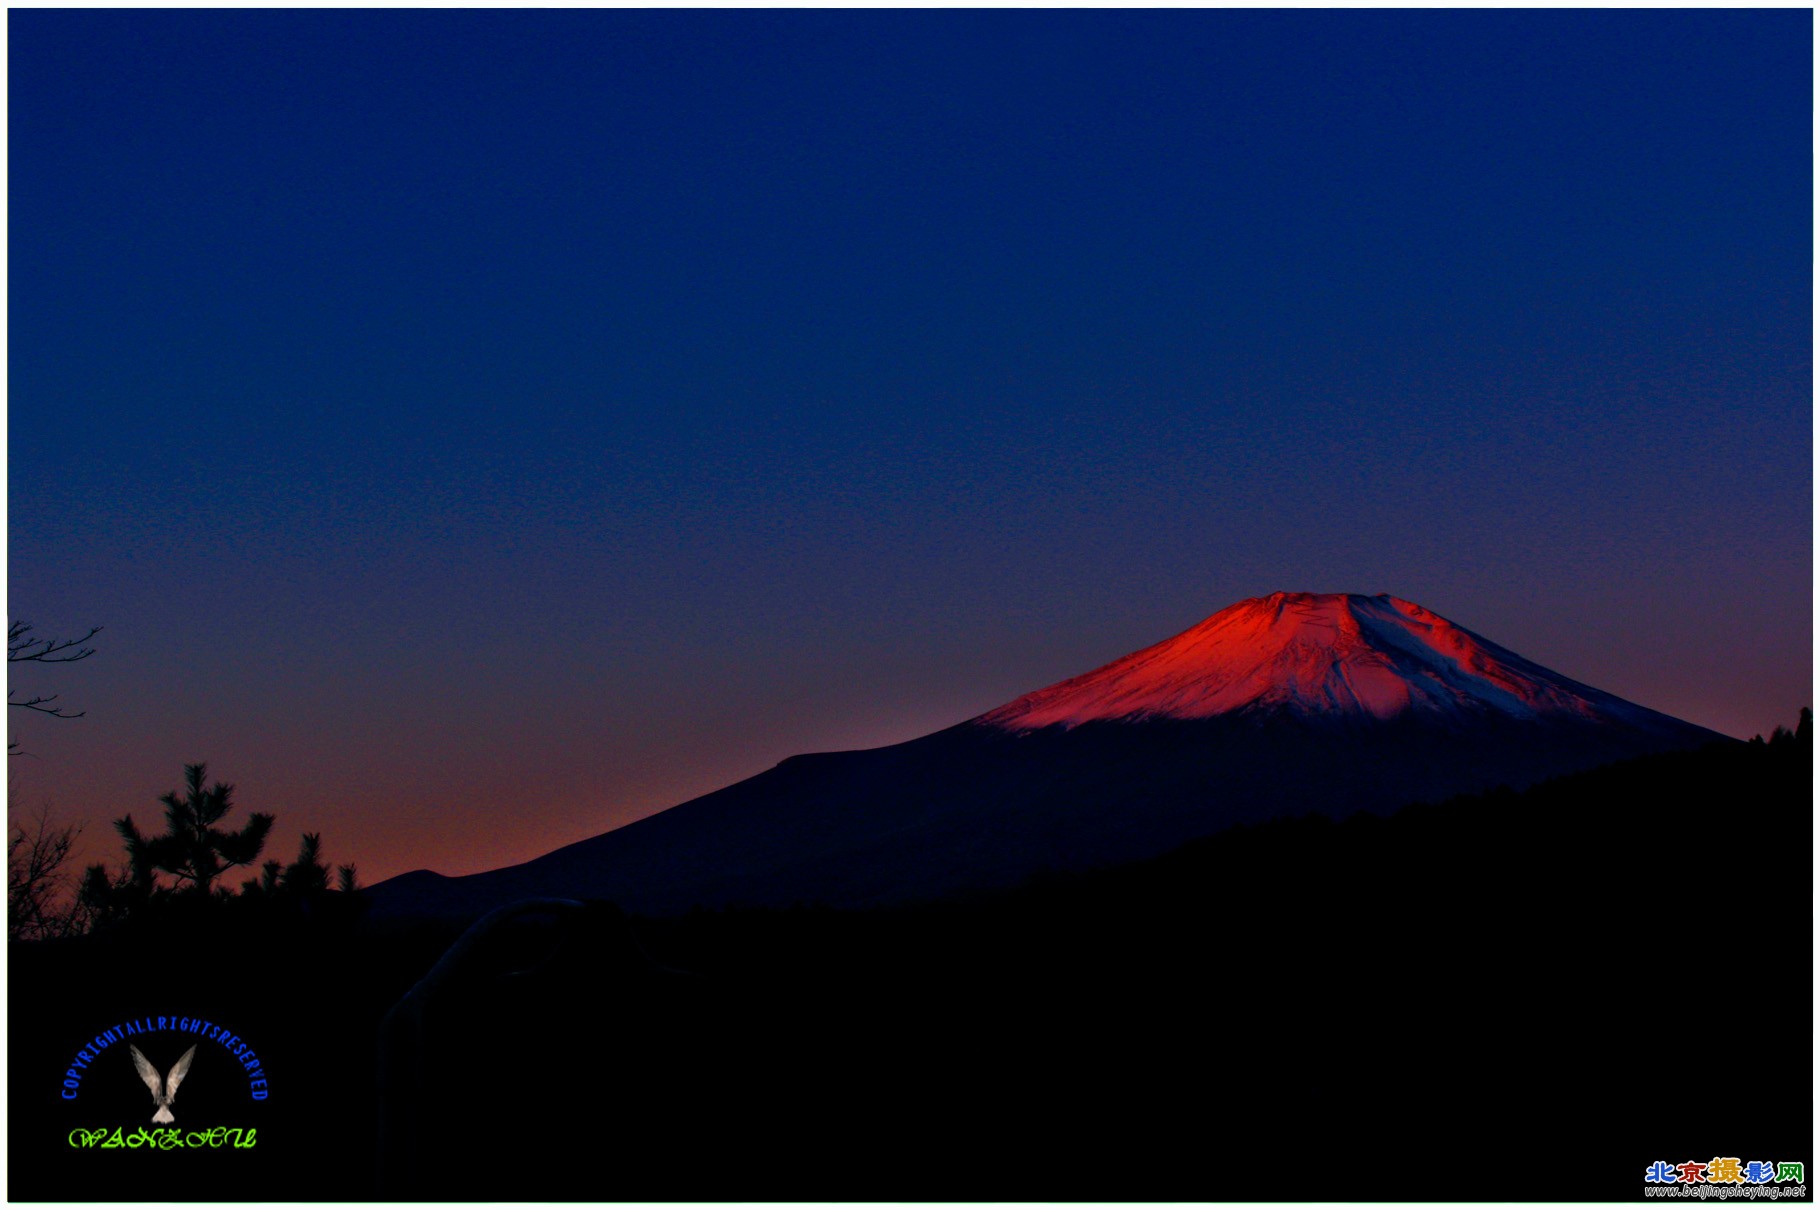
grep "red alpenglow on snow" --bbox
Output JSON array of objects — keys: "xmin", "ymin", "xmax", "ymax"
[{"xmin": 978, "ymin": 592, "xmax": 1652, "ymax": 730}]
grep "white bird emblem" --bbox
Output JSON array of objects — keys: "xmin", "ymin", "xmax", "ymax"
[{"xmin": 129, "ymin": 1044, "xmax": 196, "ymax": 1124}]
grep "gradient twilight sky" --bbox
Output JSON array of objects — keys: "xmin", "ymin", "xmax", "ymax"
[{"xmin": 9, "ymin": 9, "xmax": 1811, "ymax": 883}]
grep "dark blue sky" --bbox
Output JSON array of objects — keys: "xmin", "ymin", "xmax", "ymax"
[{"xmin": 10, "ymin": 10, "xmax": 1810, "ymax": 880}]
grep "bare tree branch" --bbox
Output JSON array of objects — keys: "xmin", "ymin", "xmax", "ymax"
[
  {"xmin": 8, "ymin": 622, "xmax": 101, "ymax": 750},
  {"xmin": 9, "ymin": 805, "xmax": 87, "ymax": 940},
  {"xmin": 9, "ymin": 622, "xmax": 101, "ymax": 664},
  {"xmin": 8, "ymin": 693, "xmax": 85, "ymax": 719}
]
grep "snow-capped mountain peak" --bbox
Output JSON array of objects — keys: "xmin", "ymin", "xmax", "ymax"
[{"xmin": 976, "ymin": 592, "xmax": 1643, "ymax": 730}]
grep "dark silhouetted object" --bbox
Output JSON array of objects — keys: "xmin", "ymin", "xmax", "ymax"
[{"xmin": 7, "ymin": 620, "xmax": 100, "ymax": 753}]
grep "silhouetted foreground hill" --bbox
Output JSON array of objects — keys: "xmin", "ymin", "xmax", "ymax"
[
  {"xmin": 11, "ymin": 728, "xmax": 1808, "ymax": 1202},
  {"xmin": 374, "ymin": 711, "xmax": 1718, "ymax": 919},
  {"xmin": 371, "ymin": 593, "xmax": 1724, "ymax": 918}
]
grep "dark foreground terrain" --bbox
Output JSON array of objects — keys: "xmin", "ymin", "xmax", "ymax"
[{"xmin": 11, "ymin": 727, "xmax": 1810, "ymax": 1202}]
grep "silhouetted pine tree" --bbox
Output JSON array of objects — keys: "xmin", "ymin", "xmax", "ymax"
[
  {"xmin": 238, "ymin": 859, "xmax": 285, "ymax": 900},
  {"xmin": 282, "ymin": 833, "xmax": 332, "ymax": 898},
  {"xmin": 77, "ymin": 854, "xmax": 156, "ymax": 929},
  {"xmin": 78, "ymin": 763, "xmax": 273, "ymax": 927},
  {"xmin": 125, "ymin": 763, "xmax": 275, "ymax": 897}
]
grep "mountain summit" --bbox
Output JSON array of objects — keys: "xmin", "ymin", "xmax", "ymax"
[
  {"xmin": 980, "ymin": 592, "xmax": 1660, "ymax": 729},
  {"xmin": 371, "ymin": 593, "xmax": 1724, "ymax": 918}
]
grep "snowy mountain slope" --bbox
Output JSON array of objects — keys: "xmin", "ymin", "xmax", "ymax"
[{"xmin": 980, "ymin": 592, "xmax": 1677, "ymax": 729}]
